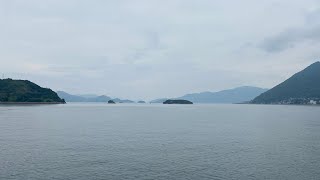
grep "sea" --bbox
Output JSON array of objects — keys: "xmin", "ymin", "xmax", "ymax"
[{"xmin": 0, "ymin": 103, "xmax": 320, "ymax": 180}]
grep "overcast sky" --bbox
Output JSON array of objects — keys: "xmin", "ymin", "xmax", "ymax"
[{"xmin": 0, "ymin": 0, "xmax": 320, "ymax": 100}]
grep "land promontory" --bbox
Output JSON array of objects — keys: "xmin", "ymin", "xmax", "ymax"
[
  {"xmin": 0, "ymin": 79, "xmax": 65, "ymax": 104},
  {"xmin": 251, "ymin": 62, "xmax": 320, "ymax": 105}
]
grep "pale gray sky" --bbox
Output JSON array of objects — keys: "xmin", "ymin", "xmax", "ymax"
[{"xmin": 0, "ymin": 0, "xmax": 320, "ymax": 100}]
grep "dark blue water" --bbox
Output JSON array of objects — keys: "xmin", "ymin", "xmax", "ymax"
[{"xmin": 0, "ymin": 104, "xmax": 320, "ymax": 180}]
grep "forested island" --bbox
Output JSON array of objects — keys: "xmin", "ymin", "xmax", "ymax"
[
  {"xmin": 0, "ymin": 79, "xmax": 65, "ymax": 104},
  {"xmin": 163, "ymin": 99, "xmax": 193, "ymax": 104}
]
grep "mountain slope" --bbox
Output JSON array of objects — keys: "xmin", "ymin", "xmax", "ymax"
[
  {"xmin": 0, "ymin": 79, "xmax": 65, "ymax": 103},
  {"xmin": 179, "ymin": 86, "xmax": 268, "ymax": 103},
  {"xmin": 251, "ymin": 62, "xmax": 320, "ymax": 104}
]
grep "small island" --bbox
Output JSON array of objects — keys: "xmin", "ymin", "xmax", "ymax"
[
  {"xmin": 163, "ymin": 99, "xmax": 193, "ymax": 104},
  {"xmin": 108, "ymin": 100, "xmax": 116, "ymax": 104},
  {"xmin": 0, "ymin": 79, "xmax": 65, "ymax": 104},
  {"xmin": 138, "ymin": 101, "xmax": 146, "ymax": 103}
]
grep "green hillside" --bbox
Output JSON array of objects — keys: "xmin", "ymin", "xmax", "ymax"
[
  {"xmin": 251, "ymin": 62, "xmax": 320, "ymax": 104},
  {"xmin": 0, "ymin": 79, "xmax": 65, "ymax": 103}
]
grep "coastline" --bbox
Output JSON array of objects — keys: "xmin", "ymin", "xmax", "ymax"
[
  {"xmin": 241, "ymin": 103, "xmax": 320, "ymax": 107},
  {"xmin": 0, "ymin": 102, "xmax": 66, "ymax": 105}
]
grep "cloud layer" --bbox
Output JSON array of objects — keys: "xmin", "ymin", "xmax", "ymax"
[{"xmin": 0, "ymin": 0, "xmax": 320, "ymax": 100}]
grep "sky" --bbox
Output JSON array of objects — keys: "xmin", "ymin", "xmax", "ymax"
[{"xmin": 0, "ymin": 0, "xmax": 320, "ymax": 100}]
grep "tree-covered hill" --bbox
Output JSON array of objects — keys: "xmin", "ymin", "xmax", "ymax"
[
  {"xmin": 0, "ymin": 79, "xmax": 65, "ymax": 103},
  {"xmin": 251, "ymin": 62, "xmax": 320, "ymax": 104}
]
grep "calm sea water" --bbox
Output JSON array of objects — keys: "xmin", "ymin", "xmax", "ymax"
[{"xmin": 0, "ymin": 104, "xmax": 320, "ymax": 180}]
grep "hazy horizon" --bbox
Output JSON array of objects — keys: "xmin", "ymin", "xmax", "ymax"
[
  {"xmin": 1, "ymin": 0, "xmax": 320, "ymax": 100},
  {"xmin": 56, "ymin": 85, "xmax": 269, "ymax": 101}
]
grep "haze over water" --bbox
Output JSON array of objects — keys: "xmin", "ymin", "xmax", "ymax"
[{"xmin": 1, "ymin": 104, "xmax": 320, "ymax": 180}]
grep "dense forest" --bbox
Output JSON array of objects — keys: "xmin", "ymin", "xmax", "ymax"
[{"xmin": 0, "ymin": 79, "xmax": 65, "ymax": 103}]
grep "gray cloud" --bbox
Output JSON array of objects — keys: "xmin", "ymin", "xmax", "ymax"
[
  {"xmin": 1, "ymin": 0, "xmax": 320, "ymax": 100},
  {"xmin": 260, "ymin": 26, "xmax": 320, "ymax": 53},
  {"xmin": 260, "ymin": 9, "xmax": 320, "ymax": 53}
]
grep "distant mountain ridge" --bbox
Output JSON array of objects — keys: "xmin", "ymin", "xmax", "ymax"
[
  {"xmin": 150, "ymin": 86, "xmax": 268, "ymax": 104},
  {"xmin": 0, "ymin": 79, "xmax": 65, "ymax": 103},
  {"xmin": 251, "ymin": 62, "xmax": 320, "ymax": 104},
  {"xmin": 57, "ymin": 91, "xmax": 135, "ymax": 103},
  {"xmin": 180, "ymin": 86, "xmax": 268, "ymax": 104},
  {"xmin": 150, "ymin": 98, "xmax": 170, "ymax": 104},
  {"xmin": 56, "ymin": 91, "xmax": 90, "ymax": 102}
]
